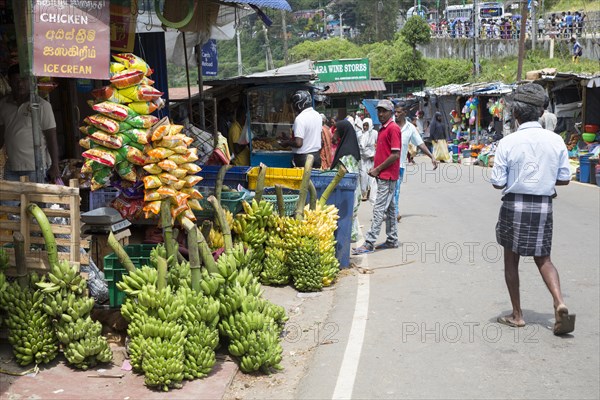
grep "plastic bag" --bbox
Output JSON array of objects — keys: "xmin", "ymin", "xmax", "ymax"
[
  {"xmin": 182, "ymin": 208, "xmax": 196, "ymax": 221},
  {"xmin": 172, "ymin": 145, "xmax": 189, "ymax": 155},
  {"xmin": 92, "ymin": 101, "xmax": 138, "ymax": 122},
  {"xmin": 129, "ymin": 101, "xmax": 158, "ymax": 115},
  {"xmin": 170, "ymin": 168, "xmax": 188, "ymax": 179},
  {"xmin": 148, "ymin": 147, "xmax": 175, "ymax": 159},
  {"xmin": 181, "ymin": 162, "xmax": 201, "ymax": 174},
  {"xmin": 110, "ymin": 69, "xmax": 145, "ymax": 89},
  {"xmin": 187, "ymin": 198, "xmax": 202, "ymax": 211},
  {"xmin": 91, "ymin": 165, "xmax": 112, "ymax": 189},
  {"xmin": 112, "ymin": 53, "xmax": 152, "ymax": 76},
  {"xmin": 156, "ymin": 135, "xmax": 186, "ymax": 149},
  {"xmin": 112, "ymin": 196, "xmax": 144, "ymax": 220},
  {"xmin": 159, "ymin": 172, "xmax": 178, "ymax": 186},
  {"xmin": 121, "ymin": 128, "xmax": 149, "ymax": 145},
  {"xmin": 110, "ymin": 61, "xmax": 126, "ymax": 75},
  {"xmin": 126, "ymin": 114, "xmax": 159, "ymax": 129},
  {"xmin": 85, "ymin": 114, "xmax": 120, "ymax": 134},
  {"xmin": 124, "ymin": 146, "xmax": 147, "ymax": 166},
  {"xmin": 151, "ymin": 125, "xmax": 170, "ymax": 142},
  {"xmin": 169, "ymin": 125, "xmax": 184, "ymax": 135},
  {"xmin": 143, "ymin": 163, "xmax": 163, "ymax": 174},
  {"xmin": 181, "ymin": 187, "xmax": 203, "ymax": 199},
  {"xmin": 83, "ymin": 148, "xmax": 117, "ymax": 167},
  {"xmin": 119, "ymin": 85, "xmax": 163, "ymax": 102},
  {"xmin": 89, "ymin": 131, "xmax": 123, "ymax": 149},
  {"xmin": 171, "ymin": 191, "xmax": 190, "ymax": 206},
  {"xmin": 91, "ymin": 86, "xmax": 132, "ymax": 104},
  {"xmin": 143, "ymin": 200, "xmax": 161, "ymax": 217},
  {"xmin": 157, "ymin": 186, "xmax": 177, "ymax": 197},
  {"xmin": 182, "ymin": 175, "xmax": 202, "ymax": 187},
  {"xmin": 144, "ymin": 190, "xmax": 166, "ymax": 202},
  {"xmin": 171, "ymin": 203, "xmax": 188, "ymax": 219},
  {"xmin": 157, "ymin": 159, "xmax": 178, "ymax": 171},
  {"xmin": 143, "ymin": 175, "xmax": 162, "ymax": 189},
  {"xmin": 173, "ymin": 180, "xmax": 186, "ymax": 190},
  {"xmin": 115, "ymin": 161, "xmax": 137, "ymax": 182},
  {"xmin": 81, "ymin": 159, "xmax": 94, "ymax": 174},
  {"xmin": 79, "ymin": 137, "xmax": 91, "ymax": 149}
]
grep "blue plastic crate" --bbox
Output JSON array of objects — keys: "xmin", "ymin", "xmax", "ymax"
[
  {"xmin": 309, "ymin": 171, "xmax": 359, "ymax": 268},
  {"xmin": 196, "ymin": 165, "xmax": 252, "ymax": 189}
]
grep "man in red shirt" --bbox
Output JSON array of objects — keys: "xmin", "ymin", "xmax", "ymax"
[{"xmin": 352, "ymin": 100, "xmax": 401, "ymax": 254}]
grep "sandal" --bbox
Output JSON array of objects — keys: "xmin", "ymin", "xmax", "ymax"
[
  {"xmin": 352, "ymin": 245, "xmax": 374, "ymax": 255},
  {"xmin": 375, "ymin": 242, "xmax": 399, "ymax": 250}
]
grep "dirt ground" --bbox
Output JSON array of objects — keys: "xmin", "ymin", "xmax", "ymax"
[{"xmin": 223, "ymin": 270, "xmax": 354, "ymax": 400}]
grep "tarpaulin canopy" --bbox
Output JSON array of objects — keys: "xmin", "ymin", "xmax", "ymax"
[
  {"xmin": 321, "ymin": 80, "xmax": 386, "ymax": 95},
  {"xmin": 221, "ymin": 0, "xmax": 292, "ymax": 11}
]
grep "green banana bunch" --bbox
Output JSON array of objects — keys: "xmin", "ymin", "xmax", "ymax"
[
  {"xmin": 260, "ymin": 235, "xmax": 289, "ymax": 285},
  {"xmin": 0, "ymin": 275, "xmax": 58, "ymax": 366},
  {"xmin": 167, "ymin": 261, "xmax": 191, "ymax": 291},
  {"xmin": 287, "ymin": 236, "xmax": 323, "ymax": 292},
  {"xmin": 0, "ymin": 248, "xmax": 9, "ymax": 270},
  {"xmin": 116, "ymin": 266, "xmax": 158, "ymax": 296},
  {"xmin": 63, "ymin": 335, "xmax": 113, "ymax": 370},
  {"xmin": 141, "ymin": 335, "xmax": 186, "ymax": 392}
]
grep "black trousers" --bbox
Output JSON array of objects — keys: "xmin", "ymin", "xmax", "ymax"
[{"xmin": 293, "ymin": 151, "xmax": 321, "ymax": 168}]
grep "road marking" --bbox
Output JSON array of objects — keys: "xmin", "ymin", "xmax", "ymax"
[{"xmin": 332, "ymin": 259, "xmax": 370, "ymax": 399}]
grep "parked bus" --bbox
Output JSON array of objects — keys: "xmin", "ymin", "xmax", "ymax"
[
  {"xmin": 479, "ymin": 2, "xmax": 504, "ymax": 21},
  {"xmin": 444, "ymin": 2, "xmax": 504, "ymax": 22},
  {"xmin": 444, "ymin": 4, "xmax": 473, "ymax": 21}
]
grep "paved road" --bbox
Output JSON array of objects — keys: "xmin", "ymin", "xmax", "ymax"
[{"xmin": 297, "ymin": 157, "xmax": 600, "ymax": 399}]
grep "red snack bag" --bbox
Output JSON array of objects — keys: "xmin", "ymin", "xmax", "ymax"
[
  {"xmin": 110, "ymin": 69, "xmax": 145, "ymax": 89},
  {"xmin": 92, "ymin": 101, "xmax": 138, "ymax": 122},
  {"xmin": 119, "ymin": 85, "xmax": 163, "ymax": 102},
  {"xmin": 85, "ymin": 114, "xmax": 120, "ymax": 134}
]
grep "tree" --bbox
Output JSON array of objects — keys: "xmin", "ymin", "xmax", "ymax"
[
  {"xmin": 288, "ymin": 37, "xmax": 361, "ymax": 62},
  {"xmin": 366, "ymin": 41, "xmax": 427, "ymax": 81},
  {"xmin": 400, "ymin": 16, "xmax": 432, "ymax": 57},
  {"xmin": 354, "ymin": 0, "xmax": 402, "ymax": 44}
]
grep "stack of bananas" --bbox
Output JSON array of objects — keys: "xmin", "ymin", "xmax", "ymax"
[
  {"xmin": 167, "ymin": 260, "xmax": 191, "ymax": 290},
  {"xmin": 0, "ymin": 271, "xmax": 58, "ymax": 366},
  {"xmin": 38, "ymin": 260, "xmax": 112, "ymax": 369},
  {"xmin": 219, "ymin": 292, "xmax": 287, "ymax": 373},
  {"xmin": 302, "ymin": 203, "xmax": 340, "ymax": 287},
  {"xmin": 180, "ymin": 287, "xmax": 220, "ymax": 379},
  {"xmin": 208, "ymin": 209, "xmax": 235, "ymax": 251},
  {"xmin": 232, "ymin": 200, "xmax": 274, "ymax": 276},
  {"xmin": 260, "ymin": 223, "xmax": 290, "ymax": 285},
  {"xmin": 286, "ymin": 233, "xmax": 323, "ymax": 292}
]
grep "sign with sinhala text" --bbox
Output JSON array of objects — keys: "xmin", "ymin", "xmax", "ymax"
[
  {"xmin": 33, "ymin": 0, "xmax": 110, "ymax": 79},
  {"xmin": 314, "ymin": 59, "xmax": 370, "ymax": 82}
]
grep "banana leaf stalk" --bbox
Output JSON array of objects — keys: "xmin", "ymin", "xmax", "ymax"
[
  {"xmin": 201, "ymin": 220, "xmax": 212, "ymax": 243},
  {"xmin": 254, "ymin": 164, "xmax": 268, "ymax": 202},
  {"xmin": 172, "ymin": 228, "xmax": 185, "ymax": 263},
  {"xmin": 318, "ymin": 165, "xmax": 347, "ymax": 207},
  {"xmin": 216, "ymin": 165, "xmax": 232, "ymax": 203},
  {"xmin": 196, "ymin": 226, "xmax": 218, "ymax": 274},
  {"xmin": 180, "ymin": 217, "xmax": 201, "ymax": 293},
  {"xmin": 155, "ymin": 253, "xmax": 168, "ymax": 291},
  {"xmin": 208, "ymin": 196, "xmax": 233, "ymax": 251},
  {"xmin": 275, "ymin": 184, "xmax": 285, "ymax": 217},
  {"xmin": 308, "ymin": 181, "xmax": 317, "ymax": 210},
  {"xmin": 12, "ymin": 232, "xmax": 27, "ymax": 289},
  {"xmin": 160, "ymin": 200, "xmax": 176, "ymax": 266},
  {"xmin": 26, "ymin": 203, "xmax": 58, "ymax": 268},
  {"xmin": 107, "ymin": 231, "xmax": 136, "ymax": 273},
  {"xmin": 294, "ymin": 154, "xmax": 314, "ymax": 220}
]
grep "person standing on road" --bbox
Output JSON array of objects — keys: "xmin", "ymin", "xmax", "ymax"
[
  {"xmin": 352, "ymin": 100, "xmax": 401, "ymax": 255},
  {"xmin": 319, "ymin": 113, "xmax": 334, "ymax": 170},
  {"xmin": 358, "ymin": 118, "xmax": 377, "ymax": 202},
  {"xmin": 280, "ymin": 90, "xmax": 322, "ymax": 168},
  {"xmin": 0, "ymin": 64, "xmax": 60, "ymax": 183},
  {"xmin": 430, "ymin": 111, "xmax": 452, "ymax": 163},
  {"xmin": 330, "ymin": 120, "xmax": 361, "ymax": 242},
  {"xmin": 490, "ymin": 83, "xmax": 575, "ymax": 336},
  {"xmin": 393, "ymin": 102, "xmax": 438, "ymax": 222},
  {"xmin": 538, "ymin": 96, "xmax": 557, "ymax": 132}
]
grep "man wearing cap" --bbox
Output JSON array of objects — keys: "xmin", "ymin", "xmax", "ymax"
[
  {"xmin": 352, "ymin": 100, "xmax": 401, "ymax": 254},
  {"xmin": 491, "ymin": 83, "xmax": 575, "ymax": 336}
]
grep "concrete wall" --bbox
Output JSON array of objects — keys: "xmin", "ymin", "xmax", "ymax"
[{"xmin": 419, "ymin": 37, "xmax": 597, "ymax": 60}]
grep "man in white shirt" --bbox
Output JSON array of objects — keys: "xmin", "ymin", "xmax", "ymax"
[
  {"xmin": 281, "ymin": 90, "xmax": 322, "ymax": 168},
  {"xmin": 491, "ymin": 83, "xmax": 574, "ymax": 336},
  {"xmin": 393, "ymin": 102, "xmax": 438, "ymax": 222},
  {"xmin": 353, "ymin": 111, "xmax": 364, "ymax": 135}
]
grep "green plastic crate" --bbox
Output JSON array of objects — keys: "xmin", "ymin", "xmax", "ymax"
[
  {"xmin": 262, "ymin": 194, "xmax": 298, "ymax": 216},
  {"xmin": 104, "ymin": 244, "xmax": 155, "ymax": 308},
  {"xmin": 193, "ymin": 190, "xmax": 252, "ymax": 219}
]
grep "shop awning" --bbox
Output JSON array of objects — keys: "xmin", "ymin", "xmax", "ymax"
[
  {"xmin": 321, "ymin": 80, "xmax": 386, "ymax": 94},
  {"xmin": 221, "ymin": 0, "xmax": 292, "ymax": 11}
]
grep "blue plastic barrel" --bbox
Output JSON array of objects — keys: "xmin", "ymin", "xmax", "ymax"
[
  {"xmin": 310, "ymin": 171, "xmax": 358, "ymax": 268},
  {"xmin": 197, "ymin": 166, "xmax": 252, "ymax": 189},
  {"xmin": 579, "ymin": 155, "xmax": 591, "ymax": 183}
]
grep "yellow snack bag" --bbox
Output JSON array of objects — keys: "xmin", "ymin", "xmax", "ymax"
[{"xmin": 143, "ymin": 163, "xmax": 163, "ymax": 174}]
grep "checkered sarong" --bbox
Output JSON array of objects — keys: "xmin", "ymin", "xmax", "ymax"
[{"xmin": 496, "ymin": 193, "xmax": 553, "ymax": 257}]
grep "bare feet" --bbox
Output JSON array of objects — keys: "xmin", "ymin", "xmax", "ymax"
[
  {"xmin": 553, "ymin": 304, "xmax": 576, "ymax": 335},
  {"xmin": 497, "ymin": 314, "xmax": 525, "ymax": 328}
]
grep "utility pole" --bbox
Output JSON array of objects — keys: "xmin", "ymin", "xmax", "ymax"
[
  {"xmin": 339, "ymin": 12, "xmax": 344, "ymax": 38},
  {"xmin": 516, "ymin": 0, "xmax": 529, "ymax": 81},
  {"xmin": 236, "ymin": 27, "xmax": 243, "ymax": 76},
  {"xmin": 531, "ymin": 0, "xmax": 537, "ymax": 50},
  {"xmin": 281, "ymin": 10, "xmax": 288, "ymax": 65},
  {"xmin": 473, "ymin": 0, "xmax": 480, "ymax": 76},
  {"xmin": 262, "ymin": 23, "xmax": 274, "ymax": 70}
]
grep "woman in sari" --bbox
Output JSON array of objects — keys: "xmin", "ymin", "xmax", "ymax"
[{"xmin": 430, "ymin": 111, "xmax": 451, "ymax": 163}]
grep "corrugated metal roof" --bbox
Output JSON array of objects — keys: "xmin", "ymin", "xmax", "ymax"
[
  {"xmin": 321, "ymin": 80, "xmax": 386, "ymax": 94},
  {"xmin": 221, "ymin": 0, "xmax": 292, "ymax": 11},
  {"xmin": 413, "ymin": 81, "xmax": 514, "ymax": 97}
]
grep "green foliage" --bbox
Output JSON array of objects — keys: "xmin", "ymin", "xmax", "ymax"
[
  {"xmin": 400, "ymin": 16, "xmax": 432, "ymax": 51},
  {"xmin": 367, "ymin": 41, "xmax": 427, "ymax": 81},
  {"xmin": 288, "ymin": 38, "xmax": 362, "ymax": 62},
  {"xmin": 424, "ymin": 59, "xmax": 472, "ymax": 87}
]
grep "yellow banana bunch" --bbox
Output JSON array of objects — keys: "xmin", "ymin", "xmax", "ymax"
[{"xmin": 208, "ymin": 228, "xmax": 225, "ymax": 250}]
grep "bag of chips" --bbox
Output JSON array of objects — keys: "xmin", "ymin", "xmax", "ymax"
[
  {"xmin": 92, "ymin": 101, "xmax": 138, "ymax": 122},
  {"xmin": 141, "ymin": 76, "xmax": 155, "ymax": 86},
  {"xmin": 126, "ymin": 114, "xmax": 159, "ymax": 129},
  {"xmin": 128, "ymin": 101, "xmax": 158, "ymax": 115},
  {"xmin": 112, "ymin": 53, "xmax": 152, "ymax": 76},
  {"xmin": 156, "ymin": 135, "xmax": 186, "ymax": 149},
  {"xmin": 110, "ymin": 69, "xmax": 145, "ymax": 89},
  {"xmin": 85, "ymin": 114, "xmax": 120, "ymax": 134},
  {"xmin": 125, "ymin": 146, "xmax": 146, "ymax": 166},
  {"xmin": 79, "ymin": 137, "xmax": 91, "ymax": 150},
  {"xmin": 81, "ymin": 159, "xmax": 94, "ymax": 174},
  {"xmin": 119, "ymin": 85, "xmax": 163, "ymax": 102},
  {"xmin": 172, "ymin": 145, "xmax": 189, "ymax": 155},
  {"xmin": 143, "ymin": 163, "xmax": 163, "ymax": 175},
  {"xmin": 187, "ymin": 198, "xmax": 202, "ymax": 211},
  {"xmin": 121, "ymin": 128, "xmax": 149, "ymax": 145},
  {"xmin": 157, "ymin": 159, "xmax": 177, "ymax": 171},
  {"xmin": 182, "ymin": 175, "xmax": 203, "ymax": 188},
  {"xmin": 148, "ymin": 147, "xmax": 175, "ymax": 159},
  {"xmin": 83, "ymin": 147, "xmax": 117, "ymax": 167},
  {"xmin": 157, "ymin": 186, "xmax": 177, "ymax": 197},
  {"xmin": 143, "ymin": 200, "xmax": 161, "ymax": 217},
  {"xmin": 181, "ymin": 162, "xmax": 201, "ymax": 174},
  {"xmin": 110, "ymin": 61, "xmax": 126, "ymax": 75},
  {"xmin": 116, "ymin": 161, "xmax": 137, "ymax": 182},
  {"xmin": 144, "ymin": 190, "xmax": 166, "ymax": 202},
  {"xmin": 171, "ymin": 203, "xmax": 189, "ymax": 219},
  {"xmin": 143, "ymin": 175, "xmax": 162, "ymax": 189},
  {"xmin": 89, "ymin": 131, "xmax": 123, "ymax": 149},
  {"xmin": 172, "ymin": 180, "xmax": 186, "ymax": 191},
  {"xmin": 91, "ymin": 165, "xmax": 112, "ymax": 189},
  {"xmin": 169, "ymin": 125, "xmax": 184, "ymax": 135},
  {"xmin": 159, "ymin": 172, "xmax": 178, "ymax": 186},
  {"xmin": 170, "ymin": 168, "xmax": 188, "ymax": 179},
  {"xmin": 150, "ymin": 125, "xmax": 170, "ymax": 142},
  {"xmin": 91, "ymin": 86, "xmax": 133, "ymax": 104},
  {"xmin": 181, "ymin": 187, "xmax": 203, "ymax": 199}
]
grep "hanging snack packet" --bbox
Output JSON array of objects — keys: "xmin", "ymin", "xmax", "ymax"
[
  {"xmin": 181, "ymin": 162, "xmax": 201, "ymax": 174},
  {"xmin": 169, "ymin": 125, "xmax": 184, "ymax": 135},
  {"xmin": 110, "ymin": 69, "xmax": 145, "ymax": 89},
  {"xmin": 112, "ymin": 53, "xmax": 152, "ymax": 76},
  {"xmin": 81, "ymin": 159, "xmax": 94, "ymax": 174},
  {"xmin": 148, "ymin": 147, "xmax": 175, "ymax": 159},
  {"xmin": 151, "ymin": 125, "xmax": 170, "ymax": 142},
  {"xmin": 156, "ymin": 135, "xmax": 186, "ymax": 148},
  {"xmin": 170, "ymin": 168, "xmax": 188, "ymax": 179},
  {"xmin": 143, "ymin": 175, "xmax": 162, "ymax": 189},
  {"xmin": 91, "ymin": 86, "xmax": 133, "ymax": 104},
  {"xmin": 121, "ymin": 128, "xmax": 149, "ymax": 145},
  {"xmin": 172, "ymin": 180, "xmax": 186, "ymax": 190},
  {"xmin": 181, "ymin": 187, "xmax": 203, "ymax": 199},
  {"xmin": 187, "ymin": 198, "xmax": 202, "ymax": 211},
  {"xmin": 83, "ymin": 148, "xmax": 117, "ymax": 167},
  {"xmin": 171, "ymin": 203, "xmax": 189, "ymax": 219},
  {"xmin": 89, "ymin": 131, "xmax": 123, "ymax": 149},
  {"xmin": 116, "ymin": 161, "xmax": 137, "ymax": 182},
  {"xmin": 171, "ymin": 191, "xmax": 190, "ymax": 206},
  {"xmin": 110, "ymin": 61, "xmax": 126, "ymax": 75},
  {"xmin": 128, "ymin": 101, "xmax": 158, "ymax": 115},
  {"xmin": 156, "ymin": 186, "xmax": 177, "ymax": 197},
  {"xmin": 159, "ymin": 172, "xmax": 178, "ymax": 186},
  {"xmin": 144, "ymin": 190, "xmax": 166, "ymax": 202},
  {"xmin": 143, "ymin": 163, "xmax": 162, "ymax": 175},
  {"xmin": 91, "ymin": 165, "xmax": 112, "ymax": 189},
  {"xmin": 140, "ymin": 76, "xmax": 155, "ymax": 86},
  {"xmin": 181, "ymin": 208, "xmax": 196, "ymax": 221},
  {"xmin": 79, "ymin": 137, "xmax": 91, "ymax": 150},
  {"xmin": 117, "ymin": 133, "xmax": 144, "ymax": 151},
  {"xmin": 171, "ymin": 145, "xmax": 189, "ymax": 155},
  {"xmin": 143, "ymin": 200, "xmax": 161, "ymax": 216},
  {"xmin": 126, "ymin": 114, "xmax": 159, "ymax": 129},
  {"xmin": 92, "ymin": 101, "xmax": 138, "ymax": 122},
  {"xmin": 182, "ymin": 175, "xmax": 203, "ymax": 188},
  {"xmin": 124, "ymin": 146, "xmax": 146, "ymax": 166},
  {"xmin": 85, "ymin": 114, "xmax": 120, "ymax": 134},
  {"xmin": 157, "ymin": 159, "xmax": 177, "ymax": 171},
  {"xmin": 119, "ymin": 85, "xmax": 163, "ymax": 102}
]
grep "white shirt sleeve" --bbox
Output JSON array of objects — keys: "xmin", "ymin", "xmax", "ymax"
[
  {"xmin": 556, "ymin": 144, "xmax": 571, "ymax": 181},
  {"xmin": 40, "ymin": 100, "xmax": 57, "ymax": 130},
  {"xmin": 490, "ymin": 141, "xmax": 508, "ymax": 187},
  {"xmin": 410, "ymin": 129, "xmax": 424, "ymax": 146}
]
